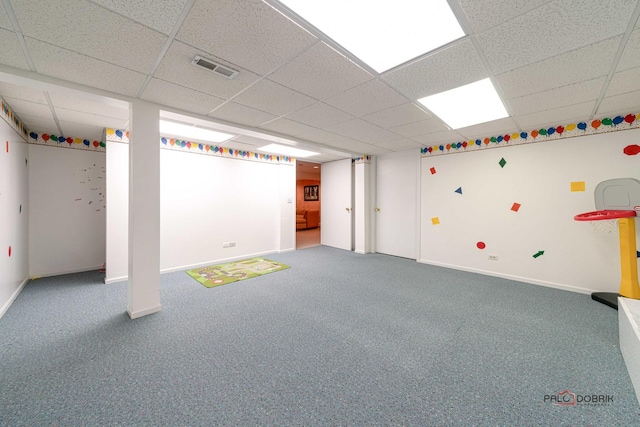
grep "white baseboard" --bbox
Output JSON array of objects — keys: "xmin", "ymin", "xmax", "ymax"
[
  {"xmin": 105, "ymin": 275, "xmax": 127, "ymax": 285},
  {"xmin": 127, "ymin": 304, "xmax": 161, "ymax": 319},
  {"xmin": 0, "ymin": 277, "xmax": 29, "ymax": 319},
  {"xmin": 417, "ymin": 259, "xmax": 593, "ymax": 295},
  {"xmin": 30, "ymin": 265, "xmax": 104, "ymax": 280}
]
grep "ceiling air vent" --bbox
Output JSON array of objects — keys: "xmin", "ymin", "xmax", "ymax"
[{"xmin": 191, "ymin": 55, "xmax": 239, "ymax": 80}]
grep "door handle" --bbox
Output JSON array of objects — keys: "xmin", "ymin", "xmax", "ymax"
[
  {"xmin": 375, "ymin": 207, "xmax": 380, "ymax": 212},
  {"xmin": 345, "ymin": 207, "xmax": 351, "ymax": 212}
]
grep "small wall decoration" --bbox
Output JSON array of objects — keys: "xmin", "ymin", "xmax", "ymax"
[
  {"xmin": 623, "ymin": 144, "xmax": 640, "ymax": 156},
  {"xmin": 570, "ymin": 181, "xmax": 586, "ymax": 192},
  {"xmin": 304, "ymin": 185, "xmax": 319, "ymax": 201},
  {"xmin": 431, "ymin": 217, "xmax": 440, "ymax": 225}
]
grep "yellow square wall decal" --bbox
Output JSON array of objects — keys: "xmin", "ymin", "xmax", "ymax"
[
  {"xmin": 571, "ymin": 181, "xmax": 586, "ymax": 192},
  {"xmin": 431, "ymin": 217, "xmax": 440, "ymax": 225}
]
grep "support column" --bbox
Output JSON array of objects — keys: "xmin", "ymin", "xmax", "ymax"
[
  {"xmin": 127, "ymin": 100, "xmax": 161, "ymax": 319},
  {"xmin": 354, "ymin": 156, "xmax": 374, "ymax": 254}
]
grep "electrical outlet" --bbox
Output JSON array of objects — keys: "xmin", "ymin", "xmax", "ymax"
[
  {"xmin": 222, "ymin": 242, "xmax": 236, "ymax": 248},
  {"xmin": 488, "ymin": 254, "xmax": 498, "ymax": 261}
]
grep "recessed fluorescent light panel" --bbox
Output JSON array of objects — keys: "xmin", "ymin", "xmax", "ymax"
[
  {"xmin": 258, "ymin": 143, "xmax": 319, "ymax": 158},
  {"xmin": 418, "ymin": 78, "xmax": 509, "ymax": 129},
  {"xmin": 159, "ymin": 120, "xmax": 234, "ymax": 143},
  {"xmin": 276, "ymin": 0, "xmax": 464, "ymax": 73}
]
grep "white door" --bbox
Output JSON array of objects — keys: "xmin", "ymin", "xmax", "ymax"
[
  {"xmin": 375, "ymin": 151, "xmax": 418, "ymax": 259},
  {"xmin": 321, "ymin": 158, "xmax": 353, "ymax": 250}
]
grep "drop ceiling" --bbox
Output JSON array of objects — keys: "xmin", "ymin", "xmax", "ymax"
[{"xmin": 0, "ymin": 0, "xmax": 639, "ymax": 163}]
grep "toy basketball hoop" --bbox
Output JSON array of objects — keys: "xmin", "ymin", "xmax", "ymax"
[
  {"xmin": 573, "ymin": 178, "xmax": 640, "ymax": 308},
  {"xmin": 574, "ymin": 209, "xmax": 637, "ymax": 233}
]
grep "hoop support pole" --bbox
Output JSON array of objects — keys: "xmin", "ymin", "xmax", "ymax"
[{"xmin": 618, "ymin": 218, "xmax": 640, "ymax": 299}]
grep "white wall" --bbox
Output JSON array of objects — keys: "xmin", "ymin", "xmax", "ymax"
[
  {"xmin": 420, "ymin": 128, "xmax": 640, "ymax": 294},
  {"xmin": 160, "ymin": 150, "xmax": 290, "ymax": 271},
  {"xmin": 279, "ymin": 163, "xmax": 296, "ymax": 253},
  {"xmin": 105, "ymin": 140, "xmax": 128, "ymax": 283},
  {"xmin": 0, "ymin": 120, "xmax": 29, "ymax": 317},
  {"xmin": 28, "ymin": 144, "xmax": 106, "ymax": 277}
]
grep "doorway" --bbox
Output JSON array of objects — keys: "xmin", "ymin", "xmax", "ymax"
[{"xmin": 296, "ymin": 160, "xmax": 321, "ymax": 249}]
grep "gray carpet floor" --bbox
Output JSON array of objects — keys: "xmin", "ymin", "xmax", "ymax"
[{"xmin": 1, "ymin": 245, "xmax": 639, "ymax": 426}]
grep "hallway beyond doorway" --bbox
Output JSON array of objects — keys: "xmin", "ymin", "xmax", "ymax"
[{"xmin": 296, "ymin": 227, "xmax": 320, "ymax": 249}]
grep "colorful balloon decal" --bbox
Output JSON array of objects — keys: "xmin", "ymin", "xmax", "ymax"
[
  {"xmin": 421, "ymin": 112, "xmax": 640, "ymax": 157},
  {"xmin": 1, "ymin": 99, "xmax": 29, "ymax": 138},
  {"xmin": 477, "ymin": 242, "xmax": 486, "ymax": 249},
  {"xmin": 623, "ymin": 145, "xmax": 640, "ymax": 156},
  {"xmin": 105, "ymin": 129, "xmax": 295, "ymax": 165}
]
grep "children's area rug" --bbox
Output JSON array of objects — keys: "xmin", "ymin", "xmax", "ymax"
[{"xmin": 186, "ymin": 258, "xmax": 290, "ymax": 288}]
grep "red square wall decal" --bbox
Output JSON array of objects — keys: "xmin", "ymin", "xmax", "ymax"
[
  {"xmin": 430, "ymin": 167, "xmax": 436, "ymax": 175},
  {"xmin": 511, "ymin": 202, "xmax": 521, "ymax": 212}
]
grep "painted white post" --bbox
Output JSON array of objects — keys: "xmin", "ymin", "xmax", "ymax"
[
  {"xmin": 127, "ymin": 100, "xmax": 161, "ymax": 319},
  {"xmin": 354, "ymin": 158, "xmax": 374, "ymax": 254}
]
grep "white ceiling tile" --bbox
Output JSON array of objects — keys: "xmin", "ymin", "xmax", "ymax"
[
  {"xmin": 476, "ymin": 0, "xmax": 636, "ymax": 74},
  {"xmin": 457, "ymin": 117, "xmax": 520, "ymax": 140},
  {"xmin": 141, "ymin": 78, "xmax": 225, "ymax": 115},
  {"xmin": 55, "ymin": 106, "xmax": 127, "ymax": 130},
  {"xmin": 516, "ymin": 101, "xmax": 595, "ymax": 129},
  {"xmin": 323, "ymin": 136, "xmax": 386, "ymax": 155},
  {"xmin": 48, "ymin": 92, "xmax": 128, "ymax": 120},
  {"xmin": 0, "ymin": 3, "xmax": 11, "ymax": 30},
  {"xmin": 268, "ymin": 42, "xmax": 373, "ymax": 100},
  {"xmin": 324, "ymin": 79, "xmax": 407, "ymax": 117},
  {"xmin": 88, "ymin": 0, "xmax": 190, "ymax": 34},
  {"xmin": 372, "ymin": 138, "xmax": 421, "ymax": 151},
  {"xmin": 382, "ymin": 38, "xmax": 488, "ymax": 99},
  {"xmin": 224, "ymin": 135, "xmax": 269, "ymax": 148},
  {"xmin": 208, "ymin": 102, "xmax": 277, "ymax": 128},
  {"xmin": 16, "ymin": 113, "xmax": 58, "ymax": 134},
  {"xmin": 605, "ymin": 66, "xmax": 640, "ymax": 97},
  {"xmin": 232, "ymin": 79, "xmax": 315, "ymax": 117},
  {"xmin": 259, "ymin": 118, "xmax": 338, "ymax": 143},
  {"xmin": 26, "ymin": 38, "xmax": 148, "ymax": 97},
  {"xmin": 57, "ymin": 121, "xmax": 105, "ymax": 142},
  {"xmin": 597, "ymin": 90, "xmax": 640, "ymax": 116},
  {"xmin": 325, "ymin": 118, "xmax": 400, "ymax": 144},
  {"xmin": 509, "ymin": 77, "xmax": 605, "ymax": 116},
  {"xmin": 458, "ymin": 0, "xmax": 552, "ymax": 33},
  {"xmin": 177, "ymin": 0, "xmax": 317, "ymax": 76},
  {"xmin": 617, "ymin": 29, "xmax": 640, "ymax": 71},
  {"xmin": 0, "ymin": 28, "xmax": 30, "ymax": 71},
  {"xmin": 285, "ymin": 102, "xmax": 355, "ymax": 128},
  {"xmin": 496, "ymin": 36, "xmax": 621, "ymax": 99},
  {"xmin": 410, "ymin": 130, "xmax": 463, "ymax": 145},
  {"xmin": 14, "ymin": 0, "xmax": 167, "ymax": 74},
  {"xmin": 154, "ymin": 40, "xmax": 261, "ymax": 100},
  {"xmin": 390, "ymin": 119, "xmax": 449, "ymax": 138},
  {"xmin": 361, "ymin": 103, "xmax": 432, "ymax": 128},
  {"xmin": 3, "ymin": 97, "xmax": 53, "ymax": 119},
  {"xmin": 0, "ymin": 82, "xmax": 48, "ymax": 104}
]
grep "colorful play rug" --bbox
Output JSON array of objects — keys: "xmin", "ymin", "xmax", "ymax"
[{"xmin": 186, "ymin": 258, "xmax": 290, "ymax": 288}]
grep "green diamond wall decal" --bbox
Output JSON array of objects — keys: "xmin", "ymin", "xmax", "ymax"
[{"xmin": 499, "ymin": 157, "xmax": 506, "ymax": 168}]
